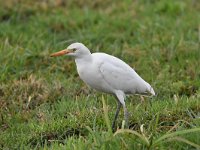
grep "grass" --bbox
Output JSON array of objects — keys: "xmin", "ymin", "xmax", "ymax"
[{"xmin": 0, "ymin": 0, "xmax": 200, "ymax": 149}]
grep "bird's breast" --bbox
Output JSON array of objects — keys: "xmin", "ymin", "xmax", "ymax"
[
  {"xmin": 77, "ymin": 65, "xmax": 101, "ymax": 86},
  {"xmin": 76, "ymin": 64, "xmax": 114, "ymax": 93}
]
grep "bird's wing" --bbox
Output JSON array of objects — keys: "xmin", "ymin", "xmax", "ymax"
[
  {"xmin": 93, "ymin": 53, "xmax": 155, "ymax": 94},
  {"xmin": 98, "ymin": 60, "xmax": 142, "ymax": 92}
]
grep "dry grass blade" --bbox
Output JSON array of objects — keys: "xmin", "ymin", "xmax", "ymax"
[
  {"xmin": 114, "ymin": 129, "xmax": 150, "ymax": 146},
  {"xmin": 102, "ymin": 96, "xmax": 112, "ymax": 134}
]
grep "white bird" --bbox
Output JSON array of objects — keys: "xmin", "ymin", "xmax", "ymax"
[{"xmin": 50, "ymin": 42, "xmax": 155, "ymax": 130}]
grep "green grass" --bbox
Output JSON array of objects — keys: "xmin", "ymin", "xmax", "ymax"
[{"xmin": 0, "ymin": 0, "xmax": 200, "ymax": 149}]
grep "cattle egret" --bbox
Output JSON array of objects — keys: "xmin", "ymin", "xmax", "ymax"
[{"xmin": 50, "ymin": 42, "xmax": 155, "ymax": 130}]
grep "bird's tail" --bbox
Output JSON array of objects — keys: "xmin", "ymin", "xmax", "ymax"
[
  {"xmin": 149, "ymin": 86, "xmax": 155, "ymax": 96},
  {"xmin": 145, "ymin": 82, "xmax": 155, "ymax": 96}
]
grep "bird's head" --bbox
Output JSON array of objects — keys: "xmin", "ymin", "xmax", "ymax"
[{"xmin": 50, "ymin": 42, "xmax": 91, "ymax": 58}]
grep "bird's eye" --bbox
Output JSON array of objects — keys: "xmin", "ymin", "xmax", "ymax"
[{"xmin": 72, "ymin": 48, "xmax": 76, "ymax": 52}]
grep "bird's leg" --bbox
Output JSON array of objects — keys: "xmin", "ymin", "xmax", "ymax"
[
  {"xmin": 114, "ymin": 91, "xmax": 129, "ymax": 129},
  {"xmin": 123, "ymin": 105, "xmax": 129, "ymax": 128},
  {"xmin": 112, "ymin": 101, "xmax": 122, "ymax": 131}
]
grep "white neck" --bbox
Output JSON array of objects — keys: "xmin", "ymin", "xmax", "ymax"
[{"xmin": 75, "ymin": 54, "xmax": 92, "ymax": 66}]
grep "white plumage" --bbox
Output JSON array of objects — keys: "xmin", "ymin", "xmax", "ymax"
[{"xmin": 51, "ymin": 42, "xmax": 155, "ymax": 129}]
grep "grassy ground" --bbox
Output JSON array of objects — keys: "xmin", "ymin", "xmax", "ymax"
[{"xmin": 0, "ymin": 0, "xmax": 200, "ymax": 149}]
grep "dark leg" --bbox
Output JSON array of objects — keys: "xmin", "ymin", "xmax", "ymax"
[
  {"xmin": 114, "ymin": 91, "xmax": 129, "ymax": 129},
  {"xmin": 112, "ymin": 101, "xmax": 122, "ymax": 131}
]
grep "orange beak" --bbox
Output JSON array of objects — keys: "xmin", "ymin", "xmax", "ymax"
[{"xmin": 50, "ymin": 49, "xmax": 72, "ymax": 57}]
